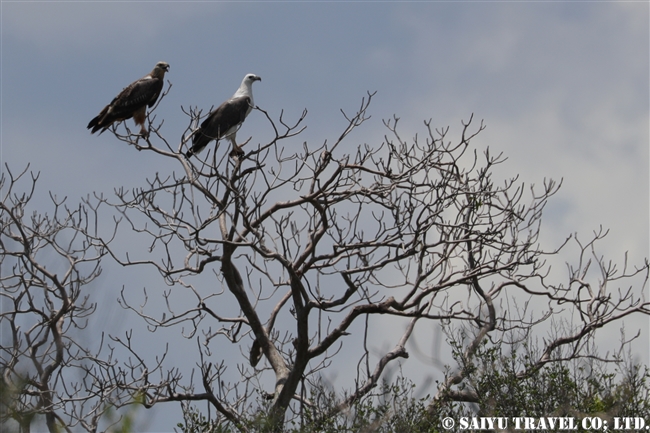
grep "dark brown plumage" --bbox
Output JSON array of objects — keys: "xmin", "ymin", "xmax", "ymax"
[{"xmin": 88, "ymin": 61, "xmax": 169, "ymax": 137}]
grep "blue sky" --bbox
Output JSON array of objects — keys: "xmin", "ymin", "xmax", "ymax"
[{"xmin": 2, "ymin": 1, "xmax": 649, "ymax": 431}]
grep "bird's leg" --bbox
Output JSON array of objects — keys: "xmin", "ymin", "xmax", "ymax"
[
  {"xmin": 133, "ymin": 112, "xmax": 149, "ymax": 139},
  {"xmin": 229, "ymin": 145, "xmax": 244, "ymax": 159},
  {"xmin": 228, "ymin": 135, "xmax": 245, "ymax": 159}
]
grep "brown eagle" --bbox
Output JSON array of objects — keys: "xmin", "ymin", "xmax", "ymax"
[{"xmin": 87, "ymin": 61, "xmax": 169, "ymax": 137}]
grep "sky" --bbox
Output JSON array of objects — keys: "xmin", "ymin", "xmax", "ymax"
[{"xmin": 1, "ymin": 1, "xmax": 649, "ymax": 431}]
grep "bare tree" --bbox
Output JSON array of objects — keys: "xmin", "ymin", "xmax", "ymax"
[
  {"xmin": 74, "ymin": 88, "xmax": 649, "ymax": 432},
  {"xmin": 0, "ymin": 166, "xmax": 145, "ymax": 433}
]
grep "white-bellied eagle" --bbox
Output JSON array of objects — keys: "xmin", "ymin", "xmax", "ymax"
[
  {"xmin": 87, "ymin": 61, "xmax": 170, "ymax": 137},
  {"xmin": 185, "ymin": 73, "xmax": 261, "ymax": 159}
]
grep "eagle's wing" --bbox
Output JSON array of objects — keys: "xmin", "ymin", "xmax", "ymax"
[
  {"xmin": 114, "ymin": 77, "xmax": 164, "ymax": 112},
  {"xmin": 88, "ymin": 76, "xmax": 163, "ymax": 134}
]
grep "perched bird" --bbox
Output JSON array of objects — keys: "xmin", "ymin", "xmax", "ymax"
[
  {"xmin": 87, "ymin": 61, "xmax": 170, "ymax": 137},
  {"xmin": 186, "ymin": 73, "xmax": 261, "ymax": 159}
]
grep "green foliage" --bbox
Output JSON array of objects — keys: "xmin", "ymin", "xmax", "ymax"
[
  {"xmin": 101, "ymin": 394, "xmax": 145, "ymax": 433},
  {"xmin": 454, "ymin": 341, "xmax": 650, "ymax": 433},
  {"xmin": 175, "ymin": 404, "xmax": 233, "ymax": 433},
  {"xmin": 453, "ymin": 350, "xmax": 648, "ymax": 432},
  {"xmin": 174, "ymin": 345, "xmax": 650, "ymax": 433},
  {"xmin": 1, "ymin": 371, "xmax": 34, "ymax": 433}
]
